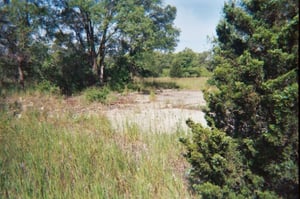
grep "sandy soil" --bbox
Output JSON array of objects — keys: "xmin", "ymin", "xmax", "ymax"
[
  {"xmin": 104, "ymin": 90, "xmax": 207, "ymax": 133},
  {"xmin": 6, "ymin": 89, "xmax": 207, "ymax": 133}
]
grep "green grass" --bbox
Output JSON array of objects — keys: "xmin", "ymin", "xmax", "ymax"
[
  {"xmin": 0, "ymin": 94, "xmax": 194, "ymax": 198},
  {"xmin": 141, "ymin": 77, "xmax": 213, "ymax": 91}
]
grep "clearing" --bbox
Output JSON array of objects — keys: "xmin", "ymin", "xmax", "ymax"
[
  {"xmin": 104, "ymin": 89, "xmax": 207, "ymax": 133},
  {"xmin": 6, "ymin": 89, "xmax": 207, "ymax": 134}
]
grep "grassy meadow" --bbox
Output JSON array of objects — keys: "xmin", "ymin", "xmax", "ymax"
[
  {"xmin": 0, "ymin": 78, "xmax": 207, "ymax": 198},
  {"xmin": 140, "ymin": 77, "xmax": 212, "ymax": 91}
]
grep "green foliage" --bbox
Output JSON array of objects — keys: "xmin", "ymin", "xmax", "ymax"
[
  {"xmin": 36, "ymin": 80, "xmax": 60, "ymax": 95},
  {"xmin": 0, "ymin": 57, "xmax": 17, "ymax": 84},
  {"xmin": 60, "ymin": 0, "xmax": 179, "ymax": 83},
  {"xmin": 169, "ymin": 49, "xmax": 212, "ymax": 77},
  {"xmin": 1, "ymin": 0, "xmax": 179, "ymax": 88},
  {"xmin": 181, "ymin": 0, "xmax": 299, "ymax": 198},
  {"xmin": 170, "ymin": 48, "xmax": 198, "ymax": 77},
  {"xmin": 180, "ymin": 120, "xmax": 241, "ymax": 187},
  {"xmin": 199, "ymin": 67, "xmax": 212, "ymax": 77},
  {"xmin": 106, "ymin": 56, "xmax": 133, "ymax": 91},
  {"xmin": 41, "ymin": 48, "xmax": 96, "ymax": 95},
  {"xmin": 131, "ymin": 49, "xmax": 212, "ymax": 77},
  {"xmin": 180, "ymin": 119, "xmax": 274, "ymax": 198},
  {"xmin": 0, "ymin": 0, "xmax": 48, "ymax": 87},
  {"xmin": 169, "ymin": 62, "xmax": 183, "ymax": 77},
  {"xmin": 133, "ymin": 51, "xmax": 166, "ymax": 77},
  {"xmin": 193, "ymin": 182, "xmax": 224, "ymax": 199},
  {"xmin": 84, "ymin": 87, "xmax": 110, "ymax": 104}
]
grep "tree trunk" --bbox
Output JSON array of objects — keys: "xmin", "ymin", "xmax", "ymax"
[
  {"xmin": 98, "ymin": 29, "xmax": 107, "ymax": 85},
  {"xmin": 17, "ymin": 56, "xmax": 25, "ymax": 89},
  {"xmin": 100, "ymin": 63, "xmax": 104, "ymax": 84},
  {"xmin": 92, "ymin": 57, "xmax": 98, "ymax": 75},
  {"xmin": 82, "ymin": 10, "xmax": 98, "ymax": 77}
]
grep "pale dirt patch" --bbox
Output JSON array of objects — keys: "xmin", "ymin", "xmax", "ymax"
[
  {"xmin": 104, "ymin": 90, "xmax": 207, "ymax": 133},
  {"xmin": 4, "ymin": 89, "xmax": 207, "ymax": 133}
]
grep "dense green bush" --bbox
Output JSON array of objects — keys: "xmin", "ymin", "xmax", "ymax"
[
  {"xmin": 180, "ymin": 120, "xmax": 279, "ymax": 198},
  {"xmin": 169, "ymin": 62, "xmax": 183, "ymax": 77},
  {"xmin": 84, "ymin": 87, "xmax": 110, "ymax": 104},
  {"xmin": 181, "ymin": 0, "xmax": 298, "ymax": 198},
  {"xmin": 36, "ymin": 80, "xmax": 60, "ymax": 95},
  {"xmin": 105, "ymin": 56, "xmax": 133, "ymax": 91},
  {"xmin": 41, "ymin": 49, "xmax": 96, "ymax": 95}
]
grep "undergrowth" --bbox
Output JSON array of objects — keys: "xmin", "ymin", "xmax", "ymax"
[{"xmin": 84, "ymin": 86, "xmax": 110, "ymax": 104}]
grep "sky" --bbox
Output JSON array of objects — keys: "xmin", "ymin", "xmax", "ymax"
[{"xmin": 164, "ymin": 0, "xmax": 226, "ymax": 52}]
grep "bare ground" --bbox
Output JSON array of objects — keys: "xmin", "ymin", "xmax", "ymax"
[
  {"xmin": 5, "ymin": 89, "xmax": 207, "ymax": 133},
  {"xmin": 104, "ymin": 89, "xmax": 207, "ymax": 133}
]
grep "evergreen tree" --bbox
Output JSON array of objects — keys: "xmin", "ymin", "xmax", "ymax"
[{"xmin": 181, "ymin": 0, "xmax": 298, "ymax": 198}]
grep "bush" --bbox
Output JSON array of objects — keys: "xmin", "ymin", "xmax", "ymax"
[
  {"xmin": 36, "ymin": 80, "xmax": 60, "ymax": 95},
  {"xmin": 41, "ymin": 50, "xmax": 96, "ymax": 95},
  {"xmin": 180, "ymin": 119, "xmax": 279, "ymax": 198},
  {"xmin": 193, "ymin": 182, "xmax": 224, "ymax": 199},
  {"xmin": 84, "ymin": 87, "xmax": 110, "ymax": 103},
  {"xmin": 169, "ymin": 64, "xmax": 182, "ymax": 77}
]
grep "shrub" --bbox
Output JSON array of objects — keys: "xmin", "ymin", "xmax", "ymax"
[
  {"xmin": 41, "ymin": 50, "xmax": 96, "ymax": 95},
  {"xmin": 36, "ymin": 80, "xmax": 60, "ymax": 95},
  {"xmin": 180, "ymin": 119, "xmax": 279, "ymax": 198},
  {"xmin": 84, "ymin": 87, "xmax": 110, "ymax": 103},
  {"xmin": 169, "ymin": 64, "xmax": 183, "ymax": 77}
]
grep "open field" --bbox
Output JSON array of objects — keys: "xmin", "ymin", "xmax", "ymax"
[
  {"xmin": 0, "ymin": 80, "xmax": 209, "ymax": 198},
  {"xmin": 141, "ymin": 77, "xmax": 211, "ymax": 90}
]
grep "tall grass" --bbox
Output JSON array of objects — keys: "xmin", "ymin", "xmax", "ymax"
[
  {"xmin": 0, "ymin": 95, "xmax": 194, "ymax": 198},
  {"xmin": 141, "ymin": 77, "xmax": 212, "ymax": 91}
]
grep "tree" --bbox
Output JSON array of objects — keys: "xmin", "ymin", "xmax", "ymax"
[
  {"xmin": 198, "ymin": 51, "xmax": 213, "ymax": 72},
  {"xmin": 1, "ymin": 0, "xmax": 179, "ymax": 93},
  {"xmin": 170, "ymin": 48, "xmax": 207, "ymax": 77},
  {"xmin": 181, "ymin": 0, "xmax": 298, "ymax": 198},
  {"xmin": 0, "ymin": 0, "xmax": 50, "ymax": 88},
  {"xmin": 49, "ymin": 0, "xmax": 179, "ymax": 84},
  {"xmin": 41, "ymin": 43, "xmax": 94, "ymax": 95}
]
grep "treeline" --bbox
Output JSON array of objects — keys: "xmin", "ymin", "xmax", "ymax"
[
  {"xmin": 181, "ymin": 0, "xmax": 298, "ymax": 198},
  {"xmin": 0, "ymin": 0, "xmax": 212, "ymax": 95},
  {"xmin": 136, "ymin": 49, "xmax": 213, "ymax": 78},
  {"xmin": 1, "ymin": 0, "xmax": 298, "ymax": 198}
]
